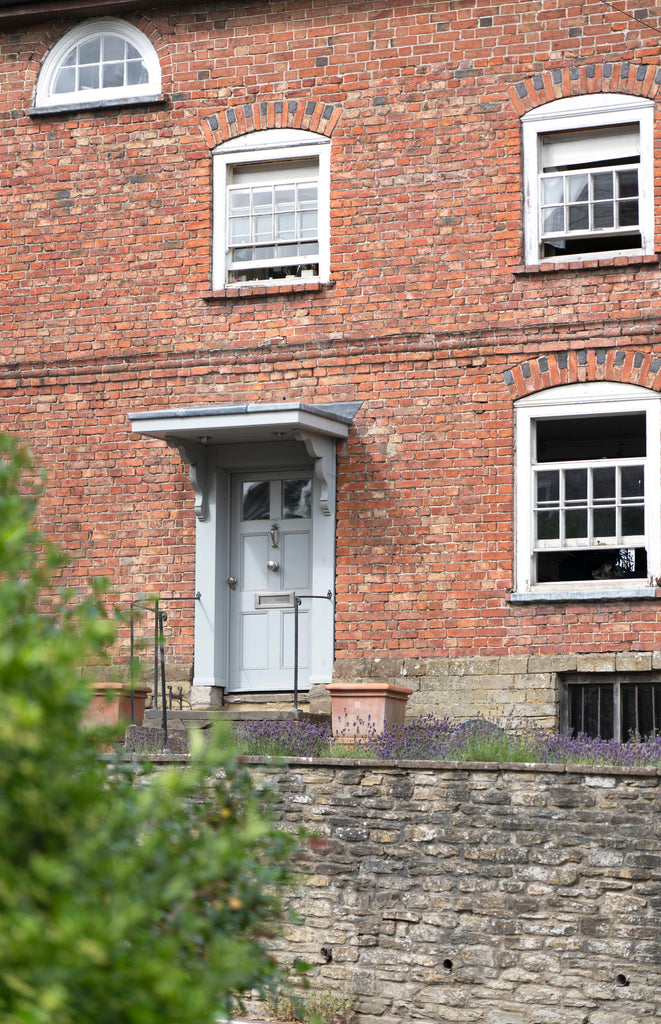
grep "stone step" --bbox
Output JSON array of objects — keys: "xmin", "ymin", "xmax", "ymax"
[{"xmin": 143, "ymin": 708, "xmax": 330, "ymax": 731}]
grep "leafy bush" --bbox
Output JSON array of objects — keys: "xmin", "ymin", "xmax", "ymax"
[{"xmin": 0, "ymin": 436, "xmax": 298, "ymax": 1024}]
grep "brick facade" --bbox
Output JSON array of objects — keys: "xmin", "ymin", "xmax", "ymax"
[{"xmin": 3, "ymin": 0, "xmax": 661, "ymax": 719}]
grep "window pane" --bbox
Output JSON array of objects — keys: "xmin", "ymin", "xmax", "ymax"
[
  {"xmin": 593, "ymin": 467, "xmax": 615, "ymax": 501},
  {"xmin": 599, "ymin": 686, "xmax": 614, "ymax": 740},
  {"xmin": 536, "ymin": 510, "xmax": 559, "ymax": 541},
  {"xmin": 542, "ymin": 207, "xmax": 564, "ymax": 233},
  {"xmin": 283, "ymin": 479, "xmax": 311, "ymax": 519},
  {"xmin": 103, "ymin": 63, "xmax": 124, "ymax": 88},
  {"xmin": 542, "ymin": 176, "xmax": 564, "ymax": 204},
  {"xmin": 569, "ymin": 685, "xmax": 584, "ymax": 735},
  {"xmin": 568, "ymin": 204, "xmax": 589, "ymax": 231},
  {"xmin": 621, "ymin": 506, "xmax": 644, "ymax": 536},
  {"xmin": 229, "ymin": 191, "xmax": 250, "ymax": 212},
  {"xmin": 233, "ymin": 247, "xmax": 253, "ymax": 262},
  {"xmin": 254, "ymin": 215, "xmax": 274, "ymax": 242},
  {"xmin": 565, "ymin": 508, "xmax": 587, "ymax": 539},
  {"xmin": 621, "ymin": 465, "xmax": 644, "ymax": 498},
  {"xmin": 618, "ymin": 170, "xmax": 638, "ymax": 198},
  {"xmin": 79, "ymin": 38, "xmax": 101, "ymax": 63},
  {"xmin": 78, "ymin": 65, "xmax": 99, "ymax": 90},
  {"xmin": 126, "ymin": 59, "xmax": 148, "ymax": 86},
  {"xmin": 584, "ymin": 685, "xmax": 600, "ymax": 737},
  {"xmin": 229, "ymin": 217, "xmax": 251, "ymax": 244},
  {"xmin": 253, "ymin": 190, "xmax": 272, "ymax": 209},
  {"xmin": 299, "ymin": 210, "xmax": 318, "ymax": 238},
  {"xmin": 276, "ymin": 212, "xmax": 296, "ymax": 239},
  {"xmin": 567, "ymin": 174, "xmax": 589, "ymax": 202},
  {"xmin": 635, "ymin": 684, "xmax": 655, "ymax": 738},
  {"xmin": 61, "ymin": 45, "xmax": 78, "ymax": 67},
  {"xmin": 126, "ymin": 42, "xmax": 141, "ymax": 60},
  {"xmin": 593, "ymin": 508, "xmax": 615, "ymax": 537},
  {"xmin": 593, "ymin": 203, "xmax": 614, "ymax": 229},
  {"xmin": 618, "ymin": 199, "xmax": 639, "ymax": 227},
  {"xmin": 298, "ymin": 184, "xmax": 318, "ymax": 204},
  {"xmin": 565, "ymin": 468, "xmax": 587, "ymax": 502},
  {"xmin": 300, "ymin": 242, "xmax": 319, "ymax": 256},
  {"xmin": 592, "ymin": 173, "xmax": 613, "ymax": 201},
  {"xmin": 621, "ymin": 684, "xmax": 638, "ymax": 739},
  {"xmin": 276, "ymin": 243, "xmax": 299, "ymax": 258},
  {"xmin": 242, "ymin": 481, "xmax": 270, "ymax": 521},
  {"xmin": 53, "ymin": 66, "xmax": 76, "ymax": 93},
  {"xmin": 275, "ymin": 186, "xmax": 295, "ymax": 209},
  {"xmin": 536, "ymin": 470, "xmax": 559, "ymax": 504},
  {"xmin": 103, "ymin": 35, "xmax": 125, "ymax": 60}
]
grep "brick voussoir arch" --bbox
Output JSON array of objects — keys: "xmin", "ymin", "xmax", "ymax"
[
  {"xmin": 503, "ymin": 350, "xmax": 661, "ymax": 400},
  {"xmin": 508, "ymin": 61, "xmax": 661, "ymax": 115},
  {"xmin": 200, "ymin": 99, "xmax": 342, "ymax": 148}
]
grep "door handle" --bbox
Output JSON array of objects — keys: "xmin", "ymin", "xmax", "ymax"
[
  {"xmin": 270, "ymin": 522, "xmax": 279, "ymax": 549},
  {"xmin": 227, "ymin": 577, "xmax": 238, "ymax": 590},
  {"xmin": 266, "ymin": 560, "xmax": 280, "ymax": 572}
]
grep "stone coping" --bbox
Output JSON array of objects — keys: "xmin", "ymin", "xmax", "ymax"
[{"xmin": 129, "ymin": 752, "xmax": 661, "ymax": 777}]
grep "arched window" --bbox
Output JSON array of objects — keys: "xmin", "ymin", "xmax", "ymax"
[
  {"xmin": 514, "ymin": 382, "xmax": 660, "ymax": 599},
  {"xmin": 522, "ymin": 95, "xmax": 654, "ymax": 264},
  {"xmin": 35, "ymin": 19, "xmax": 161, "ymax": 110},
  {"xmin": 213, "ymin": 129, "xmax": 331, "ymax": 289}
]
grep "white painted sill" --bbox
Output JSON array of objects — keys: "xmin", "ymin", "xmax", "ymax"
[{"xmin": 510, "ymin": 587, "xmax": 658, "ymax": 602}]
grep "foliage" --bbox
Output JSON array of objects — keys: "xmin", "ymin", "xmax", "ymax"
[
  {"xmin": 0, "ymin": 436, "xmax": 298, "ymax": 1024},
  {"xmin": 235, "ymin": 714, "xmax": 661, "ymax": 768},
  {"xmin": 123, "ymin": 724, "xmax": 190, "ymax": 755},
  {"xmin": 264, "ymin": 985, "xmax": 354, "ymax": 1024}
]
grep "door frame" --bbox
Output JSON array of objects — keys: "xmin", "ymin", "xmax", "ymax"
[{"xmin": 192, "ymin": 439, "xmax": 337, "ymax": 703}]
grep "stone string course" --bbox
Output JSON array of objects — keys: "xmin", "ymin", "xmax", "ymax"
[{"xmin": 239, "ymin": 758, "xmax": 661, "ymax": 1024}]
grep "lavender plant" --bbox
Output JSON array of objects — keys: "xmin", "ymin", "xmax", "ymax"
[{"xmin": 234, "ymin": 715, "xmax": 661, "ymax": 768}]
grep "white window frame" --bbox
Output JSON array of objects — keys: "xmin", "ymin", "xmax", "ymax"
[
  {"xmin": 522, "ymin": 95, "xmax": 654, "ymax": 265},
  {"xmin": 514, "ymin": 382, "xmax": 661, "ymax": 599},
  {"xmin": 212, "ymin": 129, "xmax": 331, "ymax": 289},
  {"xmin": 34, "ymin": 19, "xmax": 161, "ymax": 111}
]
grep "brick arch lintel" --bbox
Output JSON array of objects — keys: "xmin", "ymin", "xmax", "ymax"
[
  {"xmin": 200, "ymin": 100, "xmax": 342, "ymax": 148},
  {"xmin": 508, "ymin": 62, "xmax": 661, "ymax": 116},
  {"xmin": 503, "ymin": 350, "xmax": 661, "ymax": 400}
]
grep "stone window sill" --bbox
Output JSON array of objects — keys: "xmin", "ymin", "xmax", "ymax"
[
  {"xmin": 29, "ymin": 94, "xmax": 167, "ymax": 116},
  {"xmin": 202, "ymin": 281, "xmax": 331, "ymax": 300},
  {"xmin": 513, "ymin": 253, "xmax": 659, "ymax": 275},
  {"xmin": 510, "ymin": 587, "xmax": 659, "ymax": 603}
]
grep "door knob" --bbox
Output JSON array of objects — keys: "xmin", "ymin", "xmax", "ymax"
[
  {"xmin": 266, "ymin": 560, "xmax": 280, "ymax": 572},
  {"xmin": 227, "ymin": 577, "xmax": 238, "ymax": 589}
]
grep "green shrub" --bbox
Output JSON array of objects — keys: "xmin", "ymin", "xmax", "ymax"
[{"xmin": 0, "ymin": 436, "xmax": 298, "ymax": 1024}]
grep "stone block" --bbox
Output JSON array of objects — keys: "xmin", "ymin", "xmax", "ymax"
[
  {"xmin": 574, "ymin": 654, "xmax": 617, "ymax": 672},
  {"xmin": 615, "ymin": 652, "xmax": 653, "ymax": 671}
]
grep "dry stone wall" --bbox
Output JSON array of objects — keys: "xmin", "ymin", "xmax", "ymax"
[{"xmin": 243, "ymin": 757, "xmax": 661, "ymax": 1024}]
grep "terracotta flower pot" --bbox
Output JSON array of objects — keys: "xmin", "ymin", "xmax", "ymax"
[
  {"xmin": 325, "ymin": 681, "xmax": 413, "ymax": 740},
  {"xmin": 83, "ymin": 682, "xmax": 151, "ymax": 729}
]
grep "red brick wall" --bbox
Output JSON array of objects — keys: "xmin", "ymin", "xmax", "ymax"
[{"xmin": 2, "ymin": 0, "xmax": 661, "ymax": 677}]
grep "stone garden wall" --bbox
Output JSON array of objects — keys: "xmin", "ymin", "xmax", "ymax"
[{"xmin": 241, "ymin": 757, "xmax": 661, "ymax": 1024}]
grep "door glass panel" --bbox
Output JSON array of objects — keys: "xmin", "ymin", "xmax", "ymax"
[
  {"xmin": 283, "ymin": 479, "xmax": 311, "ymax": 519},
  {"xmin": 242, "ymin": 481, "xmax": 270, "ymax": 521}
]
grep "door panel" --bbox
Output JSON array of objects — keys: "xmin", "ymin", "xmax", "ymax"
[
  {"xmin": 282, "ymin": 530, "xmax": 311, "ymax": 590},
  {"xmin": 229, "ymin": 472, "xmax": 313, "ymax": 691}
]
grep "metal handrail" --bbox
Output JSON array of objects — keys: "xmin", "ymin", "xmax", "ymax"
[{"xmin": 129, "ymin": 598, "xmax": 168, "ymax": 743}]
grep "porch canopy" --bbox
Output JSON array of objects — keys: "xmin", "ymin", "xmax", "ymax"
[
  {"xmin": 128, "ymin": 401, "xmax": 360, "ymax": 444},
  {"xmin": 128, "ymin": 400, "xmax": 361, "ymax": 519}
]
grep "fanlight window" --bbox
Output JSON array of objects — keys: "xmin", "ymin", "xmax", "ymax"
[{"xmin": 35, "ymin": 20, "xmax": 161, "ymax": 109}]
